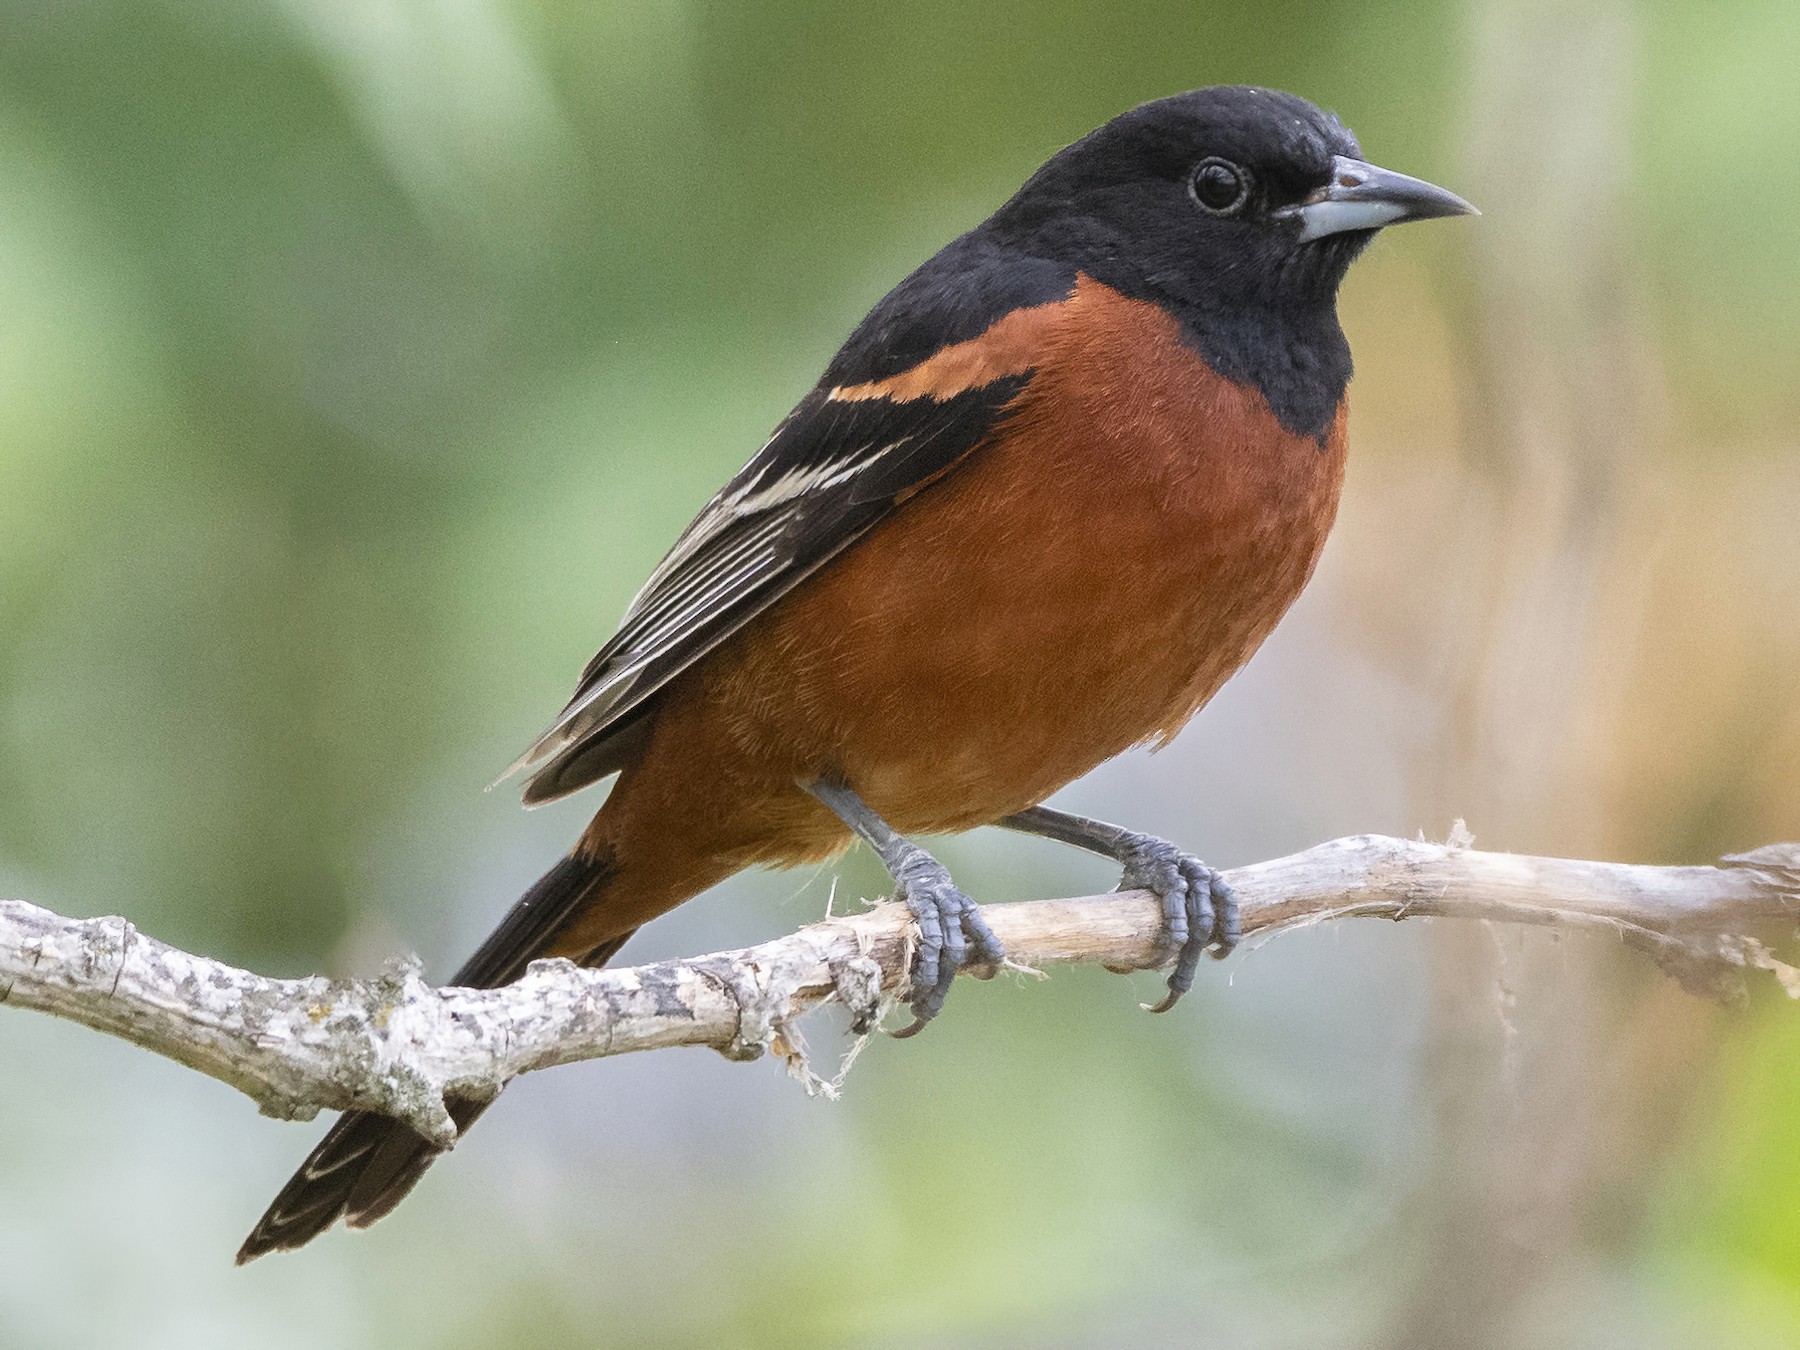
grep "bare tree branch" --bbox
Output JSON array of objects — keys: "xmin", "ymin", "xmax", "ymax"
[{"xmin": 3, "ymin": 832, "xmax": 1797, "ymax": 1143}]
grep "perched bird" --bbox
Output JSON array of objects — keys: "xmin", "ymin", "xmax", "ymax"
[{"xmin": 238, "ymin": 84, "xmax": 1473, "ymax": 1261}]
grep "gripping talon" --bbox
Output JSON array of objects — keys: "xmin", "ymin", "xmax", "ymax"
[
  {"xmin": 1111, "ymin": 830, "xmax": 1236, "ymax": 1011},
  {"xmin": 997, "ymin": 806, "xmax": 1238, "ymax": 1009},
  {"xmin": 1145, "ymin": 988, "xmax": 1184, "ymax": 1015},
  {"xmin": 1148, "ymin": 859, "xmax": 1188, "ymax": 963},
  {"xmin": 889, "ymin": 844, "xmax": 1001, "ymax": 1033},
  {"xmin": 1208, "ymin": 871, "xmax": 1240, "ymax": 958},
  {"xmin": 802, "ymin": 780, "xmax": 1000, "ymax": 1034}
]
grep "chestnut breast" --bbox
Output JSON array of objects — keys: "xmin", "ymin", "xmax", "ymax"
[{"xmin": 705, "ymin": 276, "xmax": 1348, "ymax": 834}]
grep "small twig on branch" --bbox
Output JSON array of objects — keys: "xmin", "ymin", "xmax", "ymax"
[{"xmin": 3, "ymin": 831, "xmax": 1797, "ymax": 1144}]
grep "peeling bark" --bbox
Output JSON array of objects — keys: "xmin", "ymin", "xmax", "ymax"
[{"xmin": 3, "ymin": 833, "xmax": 1796, "ymax": 1143}]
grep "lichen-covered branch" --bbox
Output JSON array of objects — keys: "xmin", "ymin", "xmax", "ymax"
[{"xmin": 3, "ymin": 832, "xmax": 1797, "ymax": 1143}]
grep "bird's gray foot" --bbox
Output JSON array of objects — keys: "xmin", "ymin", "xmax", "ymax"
[
  {"xmin": 997, "ymin": 805, "xmax": 1237, "ymax": 1012},
  {"xmin": 1112, "ymin": 831, "xmax": 1239, "ymax": 1012},
  {"xmin": 888, "ymin": 840, "xmax": 1005, "ymax": 1036},
  {"xmin": 801, "ymin": 777, "xmax": 1002, "ymax": 1036}
]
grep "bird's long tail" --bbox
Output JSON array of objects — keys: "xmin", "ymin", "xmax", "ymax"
[{"xmin": 236, "ymin": 847, "xmax": 629, "ymax": 1263}]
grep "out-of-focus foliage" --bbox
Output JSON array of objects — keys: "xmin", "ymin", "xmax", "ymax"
[{"xmin": 1, "ymin": 1, "xmax": 1797, "ymax": 1346}]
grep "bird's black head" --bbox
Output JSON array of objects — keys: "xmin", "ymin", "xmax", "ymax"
[{"xmin": 984, "ymin": 86, "xmax": 1475, "ymax": 439}]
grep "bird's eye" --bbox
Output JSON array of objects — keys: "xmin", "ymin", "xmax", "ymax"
[{"xmin": 1191, "ymin": 158, "xmax": 1250, "ymax": 215}]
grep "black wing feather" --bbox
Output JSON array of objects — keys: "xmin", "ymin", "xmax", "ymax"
[{"xmin": 506, "ymin": 372, "xmax": 1034, "ymax": 804}]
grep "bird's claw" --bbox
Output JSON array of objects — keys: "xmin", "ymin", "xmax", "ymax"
[
  {"xmin": 1115, "ymin": 833, "xmax": 1239, "ymax": 1012},
  {"xmin": 890, "ymin": 845, "xmax": 1002, "ymax": 1037}
]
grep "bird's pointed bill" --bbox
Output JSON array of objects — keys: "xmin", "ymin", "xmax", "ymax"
[{"xmin": 1280, "ymin": 155, "xmax": 1477, "ymax": 242}]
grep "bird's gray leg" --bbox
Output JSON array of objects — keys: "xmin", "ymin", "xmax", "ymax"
[
  {"xmin": 804, "ymin": 779, "xmax": 1003, "ymax": 1036},
  {"xmin": 998, "ymin": 805, "xmax": 1239, "ymax": 1012}
]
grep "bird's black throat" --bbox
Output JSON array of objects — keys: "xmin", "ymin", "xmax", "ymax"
[{"xmin": 1072, "ymin": 225, "xmax": 1368, "ymax": 447}]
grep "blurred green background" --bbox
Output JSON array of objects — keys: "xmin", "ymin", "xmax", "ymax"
[{"xmin": 3, "ymin": 0, "xmax": 1799, "ymax": 1345}]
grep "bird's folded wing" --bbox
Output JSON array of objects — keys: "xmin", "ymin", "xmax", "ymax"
[{"xmin": 501, "ymin": 371, "xmax": 1034, "ymax": 804}]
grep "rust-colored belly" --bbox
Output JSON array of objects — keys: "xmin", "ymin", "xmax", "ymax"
[{"xmin": 696, "ymin": 280, "xmax": 1348, "ymax": 838}]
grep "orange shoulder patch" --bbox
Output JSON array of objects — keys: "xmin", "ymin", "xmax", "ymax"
[{"xmin": 827, "ymin": 298, "xmax": 1068, "ymax": 404}]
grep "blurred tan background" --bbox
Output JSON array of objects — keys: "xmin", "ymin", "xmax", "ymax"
[{"xmin": 2, "ymin": 0, "xmax": 1798, "ymax": 1345}]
